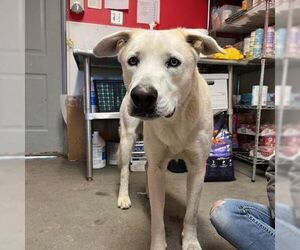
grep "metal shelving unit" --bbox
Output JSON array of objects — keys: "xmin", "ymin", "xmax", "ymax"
[
  {"xmin": 210, "ymin": 0, "xmax": 275, "ymax": 181},
  {"xmin": 244, "ymin": 0, "xmax": 273, "ymax": 182},
  {"xmin": 73, "ymin": 50, "xmax": 122, "ymax": 180}
]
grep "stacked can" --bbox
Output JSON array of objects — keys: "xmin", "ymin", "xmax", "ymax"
[
  {"xmin": 253, "ymin": 28, "xmax": 264, "ymax": 58},
  {"xmin": 243, "ymin": 37, "xmax": 251, "ymax": 58},
  {"xmin": 288, "ymin": 26, "xmax": 300, "ymax": 58},
  {"xmin": 248, "ymin": 31, "xmax": 256, "ymax": 58},
  {"xmin": 275, "ymin": 28, "xmax": 286, "ymax": 58},
  {"xmin": 265, "ymin": 26, "xmax": 275, "ymax": 58}
]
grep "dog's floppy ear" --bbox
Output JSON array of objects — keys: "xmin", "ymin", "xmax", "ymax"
[
  {"xmin": 93, "ymin": 30, "xmax": 132, "ymax": 57},
  {"xmin": 183, "ymin": 29, "xmax": 225, "ymax": 55}
]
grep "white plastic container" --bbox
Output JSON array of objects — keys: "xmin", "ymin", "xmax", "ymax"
[
  {"xmin": 92, "ymin": 131, "xmax": 106, "ymax": 169},
  {"xmin": 107, "ymin": 142, "xmax": 119, "ymax": 166}
]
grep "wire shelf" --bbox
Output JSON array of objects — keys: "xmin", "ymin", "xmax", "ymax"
[
  {"xmin": 233, "ymin": 151, "xmax": 269, "ymax": 165},
  {"xmin": 235, "ymin": 104, "xmax": 300, "ymax": 111},
  {"xmin": 234, "ymin": 104, "xmax": 275, "ymax": 110},
  {"xmin": 198, "ymin": 58, "xmax": 274, "ymax": 66},
  {"xmin": 210, "ymin": 1, "xmax": 275, "ymax": 34},
  {"xmin": 86, "ymin": 112, "xmax": 120, "ymax": 120}
]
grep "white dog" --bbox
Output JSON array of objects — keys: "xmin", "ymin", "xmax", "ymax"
[{"xmin": 93, "ymin": 28, "xmax": 223, "ymax": 250}]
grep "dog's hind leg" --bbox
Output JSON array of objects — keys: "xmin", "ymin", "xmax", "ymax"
[{"xmin": 117, "ymin": 96, "xmax": 141, "ymax": 209}]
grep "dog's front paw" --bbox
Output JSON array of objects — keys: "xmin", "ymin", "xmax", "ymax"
[
  {"xmin": 118, "ymin": 195, "xmax": 131, "ymax": 209},
  {"xmin": 182, "ymin": 237, "xmax": 202, "ymax": 250},
  {"xmin": 150, "ymin": 240, "xmax": 167, "ymax": 250}
]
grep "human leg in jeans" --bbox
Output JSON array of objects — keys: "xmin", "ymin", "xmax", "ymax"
[
  {"xmin": 276, "ymin": 203, "xmax": 300, "ymax": 250},
  {"xmin": 210, "ymin": 199, "xmax": 275, "ymax": 250}
]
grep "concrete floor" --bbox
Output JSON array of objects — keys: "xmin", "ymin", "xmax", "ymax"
[{"xmin": 26, "ymin": 158, "xmax": 268, "ymax": 250}]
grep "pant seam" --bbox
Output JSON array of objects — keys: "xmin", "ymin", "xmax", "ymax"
[
  {"xmin": 242, "ymin": 205, "xmax": 272, "ymax": 219},
  {"xmin": 246, "ymin": 213, "xmax": 275, "ymax": 237}
]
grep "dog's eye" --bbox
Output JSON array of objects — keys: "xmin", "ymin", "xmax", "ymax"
[
  {"xmin": 166, "ymin": 57, "xmax": 181, "ymax": 68},
  {"xmin": 127, "ymin": 56, "xmax": 139, "ymax": 66}
]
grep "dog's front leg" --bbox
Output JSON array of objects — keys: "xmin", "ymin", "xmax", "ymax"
[
  {"xmin": 182, "ymin": 148, "xmax": 208, "ymax": 250},
  {"xmin": 182, "ymin": 169, "xmax": 204, "ymax": 250},
  {"xmin": 117, "ymin": 131, "xmax": 136, "ymax": 209},
  {"xmin": 144, "ymin": 129, "xmax": 168, "ymax": 250},
  {"xmin": 117, "ymin": 101, "xmax": 140, "ymax": 209},
  {"xmin": 148, "ymin": 165, "xmax": 167, "ymax": 250}
]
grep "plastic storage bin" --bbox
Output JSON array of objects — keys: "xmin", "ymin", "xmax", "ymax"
[
  {"xmin": 211, "ymin": 5, "xmax": 241, "ymax": 30},
  {"xmin": 94, "ymin": 79, "xmax": 126, "ymax": 112},
  {"xmin": 219, "ymin": 5, "xmax": 241, "ymax": 23},
  {"xmin": 203, "ymin": 74, "xmax": 229, "ymax": 110}
]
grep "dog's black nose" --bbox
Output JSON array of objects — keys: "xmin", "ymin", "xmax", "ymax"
[{"xmin": 130, "ymin": 85, "xmax": 158, "ymax": 111}]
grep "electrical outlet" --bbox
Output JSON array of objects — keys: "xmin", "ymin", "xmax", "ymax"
[{"xmin": 111, "ymin": 10, "xmax": 123, "ymax": 25}]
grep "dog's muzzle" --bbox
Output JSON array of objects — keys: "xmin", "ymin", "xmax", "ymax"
[{"xmin": 130, "ymin": 85, "xmax": 158, "ymax": 119}]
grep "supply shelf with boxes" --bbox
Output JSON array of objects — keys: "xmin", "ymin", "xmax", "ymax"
[{"xmin": 208, "ymin": 0, "xmax": 275, "ymax": 181}]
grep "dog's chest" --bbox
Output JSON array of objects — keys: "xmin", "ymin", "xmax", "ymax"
[{"xmin": 154, "ymin": 121, "xmax": 194, "ymax": 155}]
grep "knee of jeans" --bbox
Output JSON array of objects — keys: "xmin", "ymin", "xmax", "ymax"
[
  {"xmin": 210, "ymin": 200, "xmax": 230, "ymax": 230},
  {"xmin": 210, "ymin": 200, "xmax": 226, "ymax": 219}
]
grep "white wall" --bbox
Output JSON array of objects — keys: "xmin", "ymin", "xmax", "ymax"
[
  {"xmin": 66, "ymin": 21, "xmax": 127, "ymax": 95},
  {"xmin": 66, "ymin": 22, "xmax": 209, "ymax": 95}
]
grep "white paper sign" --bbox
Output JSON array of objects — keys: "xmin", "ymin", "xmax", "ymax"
[
  {"xmin": 88, "ymin": 0, "xmax": 101, "ymax": 9},
  {"xmin": 105, "ymin": 0, "xmax": 129, "ymax": 10},
  {"xmin": 137, "ymin": 0, "xmax": 160, "ymax": 24}
]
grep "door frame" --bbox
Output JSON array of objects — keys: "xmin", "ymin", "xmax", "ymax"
[{"xmin": 61, "ymin": 0, "xmax": 67, "ymax": 94}]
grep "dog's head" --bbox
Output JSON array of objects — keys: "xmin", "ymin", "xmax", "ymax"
[{"xmin": 93, "ymin": 29, "xmax": 223, "ymax": 120}]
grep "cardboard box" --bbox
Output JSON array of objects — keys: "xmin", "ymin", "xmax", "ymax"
[
  {"xmin": 66, "ymin": 96, "xmax": 86, "ymax": 161},
  {"xmin": 130, "ymin": 160, "xmax": 147, "ymax": 172},
  {"xmin": 203, "ymin": 74, "xmax": 229, "ymax": 110},
  {"xmin": 130, "ymin": 140, "xmax": 146, "ymax": 171}
]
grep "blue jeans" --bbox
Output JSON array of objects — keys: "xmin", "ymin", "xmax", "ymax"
[
  {"xmin": 276, "ymin": 203, "xmax": 300, "ymax": 250},
  {"xmin": 210, "ymin": 199, "xmax": 275, "ymax": 250}
]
